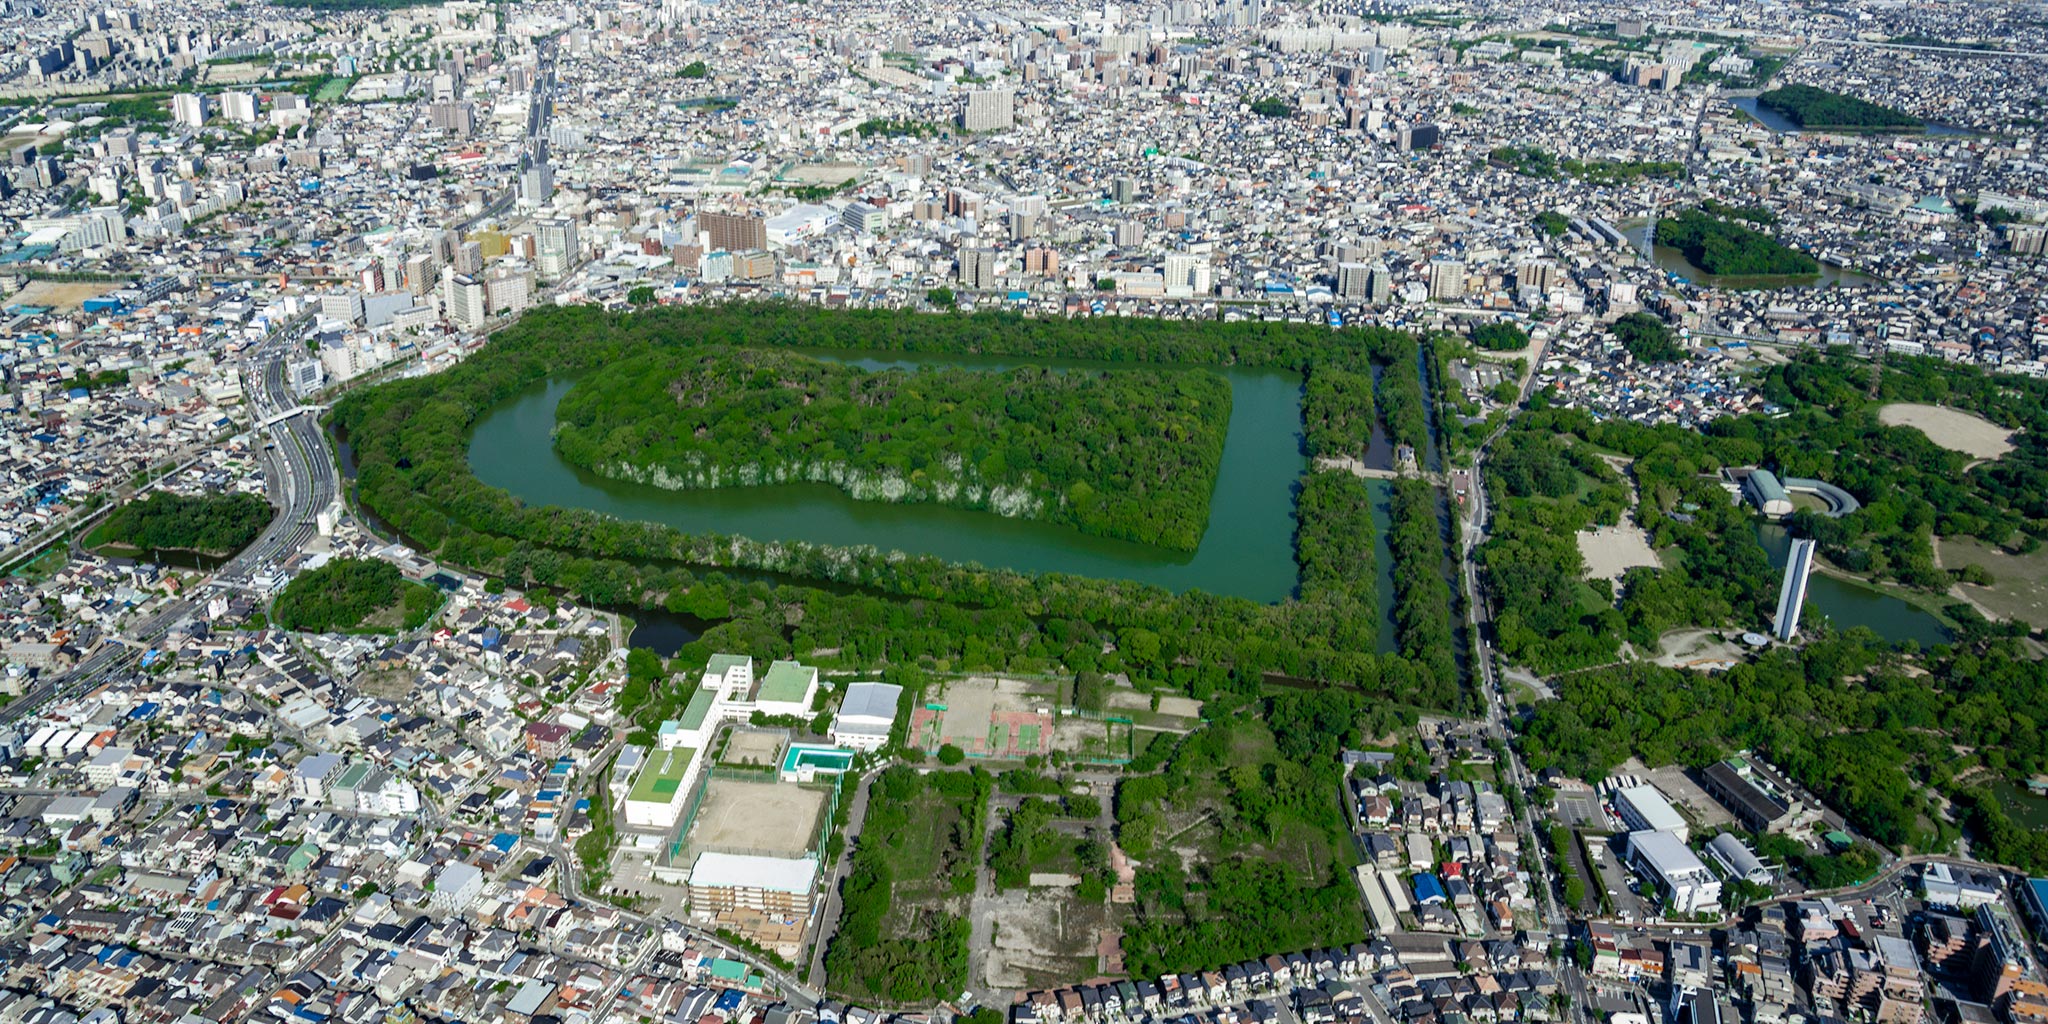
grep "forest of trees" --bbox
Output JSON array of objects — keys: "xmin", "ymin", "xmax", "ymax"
[
  {"xmin": 1470, "ymin": 322, "xmax": 1529, "ymax": 352},
  {"xmin": 1489, "ymin": 346, "xmax": 2048, "ymax": 672},
  {"xmin": 1758, "ymin": 84, "xmax": 1923, "ymax": 130},
  {"xmin": 330, "ymin": 302, "xmax": 1472, "ymax": 711},
  {"xmin": 1612, "ymin": 313, "xmax": 1684, "ymax": 363},
  {"xmin": 273, "ymin": 558, "xmax": 440, "ymax": 634},
  {"xmin": 1303, "ymin": 366, "xmax": 1375, "ymax": 460},
  {"xmin": 553, "ymin": 346, "xmax": 1232, "ymax": 550},
  {"xmin": 88, "ymin": 491, "xmax": 273, "ymax": 556},
  {"xmin": 1388, "ymin": 479, "xmax": 1459, "ymax": 696},
  {"xmin": 1656, "ymin": 208, "xmax": 1820, "ymax": 277},
  {"xmin": 1116, "ymin": 693, "xmax": 1386, "ymax": 975}
]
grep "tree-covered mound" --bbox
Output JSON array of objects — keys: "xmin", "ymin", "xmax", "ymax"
[
  {"xmin": 1656, "ymin": 208, "xmax": 1819, "ymax": 277},
  {"xmin": 1757, "ymin": 84, "xmax": 1922, "ymax": 131},
  {"xmin": 552, "ymin": 346, "xmax": 1231, "ymax": 550},
  {"xmin": 328, "ymin": 303, "xmax": 1469, "ymax": 713},
  {"xmin": 87, "ymin": 491, "xmax": 274, "ymax": 557},
  {"xmin": 273, "ymin": 557, "xmax": 441, "ymax": 634}
]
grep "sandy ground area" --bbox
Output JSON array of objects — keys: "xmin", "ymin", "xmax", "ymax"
[
  {"xmin": 1879, "ymin": 403, "xmax": 2014, "ymax": 460},
  {"xmin": 683, "ymin": 777, "xmax": 824, "ymax": 859},
  {"xmin": 721, "ymin": 728, "xmax": 783, "ymax": 767},
  {"xmin": 1650, "ymin": 628, "xmax": 1749, "ymax": 671},
  {"xmin": 1578, "ymin": 524, "xmax": 1661, "ymax": 583},
  {"xmin": 9, "ymin": 280, "xmax": 116, "ymax": 312}
]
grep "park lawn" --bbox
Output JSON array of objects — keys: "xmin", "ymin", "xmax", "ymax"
[{"xmin": 1939, "ymin": 536, "xmax": 2048, "ymax": 628}]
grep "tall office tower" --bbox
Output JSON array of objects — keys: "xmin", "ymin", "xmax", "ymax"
[
  {"xmin": 1428, "ymin": 259, "xmax": 1465, "ymax": 300},
  {"xmin": 1336, "ymin": 262, "xmax": 1370, "ymax": 299},
  {"xmin": 958, "ymin": 248, "xmax": 998, "ymax": 289},
  {"xmin": 962, "ymin": 88, "xmax": 1015, "ymax": 131},
  {"xmin": 537, "ymin": 218, "xmax": 579, "ymax": 276},
  {"xmin": 1367, "ymin": 263, "xmax": 1393, "ymax": 304},
  {"xmin": 405, "ymin": 252, "xmax": 441, "ymax": 297},
  {"xmin": 700, "ymin": 211, "xmax": 767, "ymax": 252},
  {"xmin": 456, "ymin": 240, "xmax": 483, "ymax": 275},
  {"xmin": 171, "ymin": 93, "xmax": 209, "ymax": 127},
  {"xmin": 518, "ymin": 160, "xmax": 553, "ymax": 208}
]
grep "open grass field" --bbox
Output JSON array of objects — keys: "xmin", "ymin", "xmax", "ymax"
[
  {"xmin": 1939, "ymin": 535, "xmax": 2048, "ymax": 626},
  {"xmin": 1879, "ymin": 403, "xmax": 2014, "ymax": 460}
]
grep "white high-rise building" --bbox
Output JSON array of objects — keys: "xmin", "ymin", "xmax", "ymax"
[
  {"xmin": 536, "ymin": 218, "xmax": 579, "ymax": 277},
  {"xmin": 962, "ymin": 88, "xmax": 1015, "ymax": 131},
  {"xmin": 1163, "ymin": 253, "xmax": 1211, "ymax": 297},
  {"xmin": 441, "ymin": 270, "xmax": 489, "ymax": 330},
  {"xmin": 221, "ymin": 91, "xmax": 259, "ymax": 124},
  {"xmin": 171, "ymin": 93, "xmax": 209, "ymax": 127}
]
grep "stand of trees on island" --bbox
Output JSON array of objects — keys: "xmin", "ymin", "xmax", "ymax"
[
  {"xmin": 1757, "ymin": 84, "xmax": 1924, "ymax": 131},
  {"xmin": 1655, "ymin": 208, "xmax": 1820, "ymax": 277},
  {"xmin": 273, "ymin": 557, "xmax": 441, "ymax": 634},
  {"xmin": 552, "ymin": 346, "xmax": 1233, "ymax": 551},
  {"xmin": 86, "ymin": 491, "xmax": 274, "ymax": 557},
  {"xmin": 330, "ymin": 302, "xmax": 1468, "ymax": 713}
]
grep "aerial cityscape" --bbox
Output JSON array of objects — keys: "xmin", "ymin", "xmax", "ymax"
[{"xmin": 1, "ymin": 0, "xmax": 2048, "ymax": 1021}]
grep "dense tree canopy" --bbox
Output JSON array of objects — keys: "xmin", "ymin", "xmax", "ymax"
[
  {"xmin": 825, "ymin": 767, "xmax": 986, "ymax": 1002},
  {"xmin": 1612, "ymin": 313, "xmax": 1683, "ymax": 363},
  {"xmin": 273, "ymin": 558, "xmax": 439, "ymax": 634},
  {"xmin": 89, "ymin": 491, "xmax": 273, "ymax": 556},
  {"xmin": 554, "ymin": 346, "xmax": 1231, "ymax": 550},
  {"xmin": 1519, "ymin": 630, "xmax": 2048, "ymax": 864},
  {"xmin": 1656, "ymin": 208, "xmax": 1820, "ymax": 277},
  {"xmin": 1758, "ymin": 84, "xmax": 1922, "ymax": 130},
  {"xmin": 1117, "ymin": 696, "xmax": 1377, "ymax": 976},
  {"xmin": 330, "ymin": 303, "xmax": 1470, "ymax": 711}
]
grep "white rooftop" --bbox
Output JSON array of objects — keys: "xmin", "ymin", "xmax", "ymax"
[{"xmin": 690, "ymin": 851, "xmax": 818, "ymax": 894}]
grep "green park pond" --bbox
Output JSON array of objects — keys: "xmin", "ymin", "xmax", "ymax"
[{"xmin": 467, "ymin": 349, "xmax": 1317, "ymax": 605}]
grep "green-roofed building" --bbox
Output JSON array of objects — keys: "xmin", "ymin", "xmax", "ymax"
[
  {"xmin": 754, "ymin": 659, "xmax": 818, "ymax": 716},
  {"xmin": 707, "ymin": 958, "xmax": 758, "ymax": 987},
  {"xmin": 680, "ymin": 686, "xmax": 718, "ymax": 732},
  {"xmin": 624, "ymin": 745, "xmax": 698, "ymax": 829}
]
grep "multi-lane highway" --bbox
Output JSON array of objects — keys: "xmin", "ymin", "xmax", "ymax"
[{"xmin": 1, "ymin": 312, "xmax": 331, "ymax": 724}]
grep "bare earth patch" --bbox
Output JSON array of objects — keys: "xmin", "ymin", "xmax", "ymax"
[
  {"xmin": 1577, "ymin": 524, "xmax": 1661, "ymax": 584},
  {"xmin": 680, "ymin": 777, "xmax": 824, "ymax": 859},
  {"xmin": 1878, "ymin": 403, "xmax": 2014, "ymax": 460},
  {"xmin": 10, "ymin": 280, "xmax": 117, "ymax": 313}
]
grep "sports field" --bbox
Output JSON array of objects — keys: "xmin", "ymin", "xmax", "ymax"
[{"xmin": 683, "ymin": 776, "xmax": 825, "ymax": 858}]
